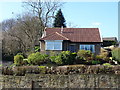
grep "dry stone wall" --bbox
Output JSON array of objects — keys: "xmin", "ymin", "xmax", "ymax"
[{"xmin": 0, "ymin": 74, "xmax": 120, "ymax": 89}]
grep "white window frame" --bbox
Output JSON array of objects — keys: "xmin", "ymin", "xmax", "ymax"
[
  {"xmin": 45, "ymin": 40, "xmax": 63, "ymax": 50},
  {"xmin": 79, "ymin": 44, "xmax": 95, "ymax": 53}
]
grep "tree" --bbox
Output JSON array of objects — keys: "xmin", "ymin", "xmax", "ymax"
[
  {"xmin": 23, "ymin": 0, "xmax": 63, "ymax": 34},
  {"xmin": 2, "ymin": 0, "xmax": 63, "ymax": 60},
  {"xmin": 53, "ymin": 9, "xmax": 66, "ymax": 27},
  {"xmin": 15, "ymin": 14, "xmax": 42, "ymax": 53},
  {"xmin": 2, "ymin": 14, "xmax": 43, "ymax": 60},
  {"xmin": 2, "ymin": 18, "xmax": 21, "ymax": 60}
]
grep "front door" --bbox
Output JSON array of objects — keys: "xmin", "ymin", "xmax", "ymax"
[{"xmin": 69, "ymin": 44, "xmax": 76, "ymax": 52}]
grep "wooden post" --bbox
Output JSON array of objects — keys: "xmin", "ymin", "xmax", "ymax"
[{"xmin": 31, "ymin": 80, "xmax": 34, "ymax": 90}]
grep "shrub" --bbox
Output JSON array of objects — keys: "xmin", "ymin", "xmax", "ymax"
[
  {"xmin": 50, "ymin": 51, "xmax": 76, "ymax": 65},
  {"xmin": 103, "ymin": 63, "xmax": 111, "ymax": 66},
  {"xmin": 14, "ymin": 54, "xmax": 24, "ymax": 66},
  {"xmin": 27, "ymin": 52, "xmax": 49, "ymax": 65},
  {"xmin": 35, "ymin": 46, "xmax": 40, "ymax": 52},
  {"xmin": 77, "ymin": 50, "xmax": 93, "ymax": 60},
  {"xmin": 100, "ymin": 48, "xmax": 109, "ymax": 58},
  {"xmin": 22, "ymin": 59, "xmax": 29, "ymax": 65},
  {"xmin": 60, "ymin": 51, "xmax": 76, "ymax": 65},
  {"xmin": 75, "ymin": 56, "xmax": 85, "ymax": 64},
  {"xmin": 95, "ymin": 54, "xmax": 110, "ymax": 64},
  {"xmin": 103, "ymin": 63, "xmax": 112, "ymax": 67},
  {"xmin": 49, "ymin": 51, "xmax": 59, "ymax": 56},
  {"xmin": 95, "ymin": 55, "xmax": 104, "ymax": 60},
  {"xmin": 96, "ymin": 48, "xmax": 111, "ymax": 64},
  {"xmin": 50, "ymin": 55, "xmax": 63, "ymax": 65},
  {"xmin": 76, "ymin": 50, "xmax": 94, "ymax": 64},
  {"xmin": 92, "ymin": 60, "xmax": 101, "ymax": 65},
  {"xmin": 112, "ymin": 48, "xmax": 120, "ymax": 64}
]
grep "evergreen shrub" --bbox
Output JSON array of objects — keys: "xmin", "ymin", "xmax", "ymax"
[
  {"xmin": 14, "ymin": 54, "xmax": 24, "ymax": 66},
  {"xmin": 28, "ymin": 52, "xmax": 48, "ymax": 65}
]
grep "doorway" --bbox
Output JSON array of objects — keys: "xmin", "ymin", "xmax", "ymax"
[{"xmin": 69, "ymin": 44, "xmax": 76, "ymax": 52}]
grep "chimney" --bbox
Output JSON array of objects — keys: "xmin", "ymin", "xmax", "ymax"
[
  {"xmin": 61, "ymin": 26, "xmax": 63, "ymax": 33},
  {"xmin": 41, "ymin": 27, "xmax": 47, "ymax": 38}
]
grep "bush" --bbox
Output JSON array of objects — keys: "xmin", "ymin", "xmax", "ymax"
[
  {"xmin": 14, "ymin": 54, "xmax": 24, "ymax": 66},
  {"xmin": 35, "ymin": 46, "xmax": 40, "ymax": 52},
  {"xmin": 95, "ymin": 55, "xmax": 104, "ymax": 60},
  {"xmin": 75, "ymin": 56, "xmax": 85, "ymax": 64},
  {"xmin": 96, "ymin": 48, "xmax": 111, "ymax": 64},
  {"xmin": 50, "ymin": 55, "xmax": 63, "ymax": 65},
  {"xmin": 50, "ymin": 51, "xmax": 76, "ymax": 65},
  {"xmin": 92, "ymin": 60, "xmax": 101, "ymax": 65},
  {"xmin": 100, "ymin": 48, "xmax": 109, "ymax": 58},
  {"xmin": 49, "ymin": 51, "xmax": 59, "ymax": 56},
  {"xmin": 95, "ymin": 54, "xmax": 110, "ymax": 64},
  {"xmin": 103, "ymin": 63, "xmax": 112, "ymax": 67},
  {"xmin": 60, "ymin": 51, "xmax": 76, "ymax": 65},
  {"xmin": 27, "ymin": 52, "xmax": 49, "ymax": 65},
  {"xmin": 77, "ymin": 50, "xmax": 94, "ymax": 64},
  {"xmin": 22, "ymin": 59, "xmax": 29, "ymax": 65},
  {"xmin": 112, "ymin": 48, "xmax": 120, "ymax": 64},
  {"xmin": 77, "ymin": 50, "xmax": 93, "ymax": 60}
]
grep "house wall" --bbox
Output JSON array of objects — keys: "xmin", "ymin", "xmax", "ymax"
[
  {"xmin": 63, "ymin": 41, "xmax": 101, "ymax": 55},
  {"xmin": 63, "ymin": 41, "xmax": 69, "ymax": 51},
  {"xmin": 95, "ymin": 44, "xmax": 101, "ymax": 55},
  {"xmin": 40, "ymin": 40, "xmax": 45, "ymax": 54},
  {"xmin": 40, "ymin": 40, "xmax": 101, "ymax": 55},
  {"xmin": 40, "ymin": 40, "xmax": 62, "ymax": 54}
]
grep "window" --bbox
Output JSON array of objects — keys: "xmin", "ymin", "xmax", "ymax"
[
  {"xmin": 45, "ymin": 40, "xmax": 62, "ymax": 50},
  {"xmin": 80, "ymin": 45, "xmax": 95, "ymax": 53}
]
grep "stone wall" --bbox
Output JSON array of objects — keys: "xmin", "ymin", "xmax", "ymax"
[{"xmin": 0, "ymin": 74, "xmax": 120, "ymax": 89}]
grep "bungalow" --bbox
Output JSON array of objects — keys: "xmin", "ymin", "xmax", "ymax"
[{"xmin": 40, "ymin": 28, "xmax": 102, "ymax": 55}]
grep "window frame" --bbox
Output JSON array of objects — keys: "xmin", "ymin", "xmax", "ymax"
[
  {"xmin": 79, "ymin": 44, "xmax": 95, "ymax": 53},
  {"xmin": 45, "ymin": 40, "xmax": 63, "ymax": 50}
]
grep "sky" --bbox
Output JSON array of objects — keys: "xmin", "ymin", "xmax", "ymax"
[
  {"xmin": 63, "ymin": 2, "xmax": 118, "ymax": 39},
  {"xmin": 0, "ymin": 1, "xmax": 119, "ymax": 40}
]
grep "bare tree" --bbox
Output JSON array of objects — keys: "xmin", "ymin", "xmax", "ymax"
[
  {"xmin": 15, "ymin": 14, "xmax": 42, "ymax": 52},
  {"xmin": 2, "ymin": 0, "xmax": 63, "ymax": 60},
  {"xmin": 23, "ymin": 0, "xmax": 63, "ymax": 33},
  {"xmin": 2, "ymin": 14, "xmax": 43, "ymax": 57},
  {"xmin": 2, "ymin": 19, "xmax": 22, "ymax": 60}
]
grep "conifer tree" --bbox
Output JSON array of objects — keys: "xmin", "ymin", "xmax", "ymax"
[{"xmin": 53, "ymin": 9, "xmax": 66, "ymax": 27}]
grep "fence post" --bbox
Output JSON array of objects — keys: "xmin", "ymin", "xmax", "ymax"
[{"xmin": 31, "ymin": 80, "xmax": 34, "ymax": 90}]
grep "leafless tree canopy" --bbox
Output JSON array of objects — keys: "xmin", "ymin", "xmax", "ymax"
[
  {"xmin": 2, "ymin": 0, "xmax": 63, "ymax": 60},
  {"xmin": 23, "ymin": 0, "xmax": 63, "ymax": 27},
  {"xmin": 2, "ymin": 14, "xmax": 42, "ymax": 59}
]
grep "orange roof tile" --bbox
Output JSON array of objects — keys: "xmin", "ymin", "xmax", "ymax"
[{"xmin": 40, "ymin": 28, "xmax": 102, "ymax": 42}]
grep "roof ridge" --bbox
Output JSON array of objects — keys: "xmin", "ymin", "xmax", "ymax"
[{"xmin": 55, "ymin": 32, "xmax": 69, "ymax": 40}]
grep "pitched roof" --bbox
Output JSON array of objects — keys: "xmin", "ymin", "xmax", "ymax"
[
  {"xmin": 40, "ymin": 28, "xmax": 102, "ymax": 42},
  {"xmin": 41, "ymin": 32, "xmax": 69, "ymax": 40}
]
